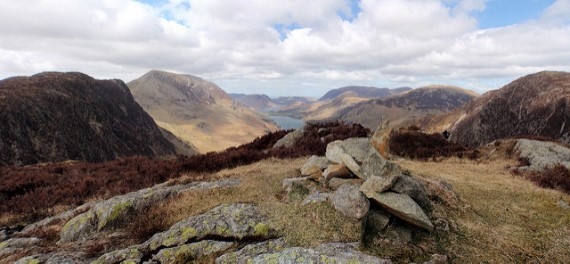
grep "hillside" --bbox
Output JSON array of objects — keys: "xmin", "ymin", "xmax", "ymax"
[
  {"xmin": 127, "ymin": 70, "xmax": 279, "ymax": 153},
  {"xmin": 318, "ymin": 86, "xmax": 411, "ymax": 101},
  {"xmin": 449, "ymin": 71, "xmax": 570, "ymax": 146},
  {"xmin": 229, "ymin": 93, "xmax": 279, "ymax": 111},
  {"xmin": 0, "ymin": 72, "xmax": 176, "ymax": 165},
  {"xmin": 278, "ymin": 86, "xmax": 410, "ymax": 121},
  {"xmin": 333, "ymin": 85, "xmax": 478, "ymax": 130}
]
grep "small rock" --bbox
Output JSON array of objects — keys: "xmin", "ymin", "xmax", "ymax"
[
  {"xmin": 282, "ymin": 177, "xmax": 310, "ymax": 193},
  {"xmin": 360, "ymin": 175, "xmax": 399, "ymax": 197},
  {"xmin": 331, "ymin": 184, "xmax": 369, "ymax": 219},
  {"xmin": 362, "ymin": 209, "xmax": 391, "ymax": 234},
  {"xmin": 558, "ymin": 198, "xmax": 570, "ymax": 210},
  {"xmin": 300, "ymin": 155, "xmax": 329, "ymax": 176},
  {"xmin": 301, "ymin": 192, "xmax": 331, "ymax": 206},
  {"xmin": 323, "ymin": 163, "xmax": 352, "ymax": 180},
  {"xmin": 325, "ymin": 140, "xmax": 345, "ymax": 164},
  {"xmin": 367, "ymin": 192, "xmax": 434, "ymax": 232}
]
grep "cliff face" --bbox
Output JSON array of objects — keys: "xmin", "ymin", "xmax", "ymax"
[
  {"xmin": 450, "ymin": 71, "xmax": 570, "ymax": 146},
  {"xmin": 0, "ymin": 72, "xmax": 176, "ymax": 165}
]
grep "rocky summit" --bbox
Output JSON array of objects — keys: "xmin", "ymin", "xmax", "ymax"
[{"xmin": 0, "ymin": 72, "xmax": 176, "ymax": 165}]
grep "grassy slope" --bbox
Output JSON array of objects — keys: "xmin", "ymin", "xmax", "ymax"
[{"xmin": 398, "ymin": 157, "xmax": 570, "ymax": 262}]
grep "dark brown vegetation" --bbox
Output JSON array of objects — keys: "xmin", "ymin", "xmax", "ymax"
[
  {"xmin": 388, "ymin": 126, "xmax": 478, "ymax": 161},
  {"xmin": 520, "ymin": 165, "xmax": 570, "ymax": 195},
  {"xmin": 0, "ymin": 121, "xmax": 369, "ymax": 226}
]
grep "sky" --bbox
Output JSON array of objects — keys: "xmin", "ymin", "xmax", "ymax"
[{"xmin": 1, "ymin": 0, "xmax": 569, "ymax": 98}]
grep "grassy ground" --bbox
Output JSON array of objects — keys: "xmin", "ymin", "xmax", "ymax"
[{"xmin": 398, "ymin": 157, "xmax": 570, "ymax": 263}]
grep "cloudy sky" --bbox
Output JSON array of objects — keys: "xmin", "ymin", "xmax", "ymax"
[{"xmin": 1, "ymin": 0, "xmax": 569, "ymax": 97}]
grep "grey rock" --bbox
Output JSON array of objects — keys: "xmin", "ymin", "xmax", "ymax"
[
  {"xmin": 391, "ymin": 175, "xmax": 432, "ymax": 212},
  {"xmin": 19, "ymin": 202, "xmax": 93, "ymax": 238},
  {"xmin": 331, "ymin": 184, "xmax": 370, "ymax": 219},
  {"xmin": 362, "ymin": 147, "xmax": 402, "ymax": 179},
  {"xmin": 94, "ymin": 203, "xmax": 276, "ymax": 264},
  {"xmin": 340, "ymin": 137, "xmax": 371, "ymax": 163},
  {"xmin": 247, "ymin": 242, "xmax": 392, "ymax": 263},
  {"xmin": 1, "ymin": 238, "xmax": 42, "ymax": 261},
  {"xmin": 300, "ymin": 155, "xmax": 329, "ymax": 176},
  {"xmin": 216, "ymin": 238, "xmax": 287, "ymax": 264},
  {"xmin": 60, "ymin": 179, "xmax": 240, "ymax": 243},
  {"xmin": 301, "ymin": 192, "xmax": 331, "ymax": 206},
  {"xmin": 328, "ymin": 178, "xmax": 364, "ymax": 190},
  {"xmin": 282, "ymin": 177, "xmax": 310, "ymax": 194},
  {"xmin": 360, "ymin": 175, "xmax": 399, "ymax": 197},
  {"xmin": 383, "ymin": 223, "xmax": 413, "ymax": 245},
  {"xmin": 558, "ymin": 198, "xmax": 570, "ymax": 210},
  {"xmin": 153, "ymin": 240, "xmax": 234, "ymax": 263},
  {"xmin": 362, "ymin": 209, "xmax": 391, "ymax": 235},
  {"xmin": 367, "ymin": 192, "xmax": 434, "ymax": 232},
  {"xmin": 326, "ymin": 140, "xmax": 346, "ymax": 164},
  {"xmin": 273, "ymin": 129, "xmax": 305, "ymax": 149},
  {"xmin": 515, "ymin": 139, "xmax": 570, "ymax": 171},
  {"xmin": 147, "ymin": 203, "xmax": 277, "ymax": 250},
  {"xmin": 340, "ymin": 153, "xmax": 366, "ymax": 179}
]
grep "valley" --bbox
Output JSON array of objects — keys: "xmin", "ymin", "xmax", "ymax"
[{"xmin": 1, "ymin": 70, "xmax": 570, "ymax": 263}]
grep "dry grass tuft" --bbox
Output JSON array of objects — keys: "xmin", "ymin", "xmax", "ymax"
[{"xmin": 398, "ymin": 157, "xmax": 570, "ymax": 263}]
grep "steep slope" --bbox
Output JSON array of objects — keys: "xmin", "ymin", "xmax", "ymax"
[
  {"xmin": 333, "ymin": 85, "xmax": 478, "ymax": 130},
  {"xmin": 229, "ymin": 93, "xmax": 279, "ymax": 111},
  {"xmin": 449, "ymin": 71, "xmax": 570, "ymax": 146},
  {"xmin": 0, "ymin": 72, "xmax": 176, "ymax": 166},
  {"xmin": 128, "ymin": 70, "xmax": 278, "ymax": 153}
]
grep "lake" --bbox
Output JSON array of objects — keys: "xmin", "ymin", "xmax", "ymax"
[{"xmin": 266, "ymin": 115, "xmax": 304, "ymax": 130}]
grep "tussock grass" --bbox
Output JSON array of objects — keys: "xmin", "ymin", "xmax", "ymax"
[
  {"xmin": 398, "ymin": 157, "xmax": 570, "ymax": 263},
  {"xmin": 128, "ymin": 158, "xmax": 361, "ymax": 247}
]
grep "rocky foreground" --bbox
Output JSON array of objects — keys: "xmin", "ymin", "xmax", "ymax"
[{"xmin": 2, "ymin": 128, "xmax": 570, "ymax": 263}]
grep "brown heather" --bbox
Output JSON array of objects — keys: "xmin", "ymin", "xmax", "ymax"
[{"xmin": 0, "ymin": 121, "xmax": 369, "ymax": 226}]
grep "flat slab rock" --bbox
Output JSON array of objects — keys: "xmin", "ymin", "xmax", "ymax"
[{"xmin": 366, "ymin": 192, "xmax": 434, "ymax": 232}]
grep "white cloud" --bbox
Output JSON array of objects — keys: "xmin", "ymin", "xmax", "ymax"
[{"xmin": 0, "ymin": 0, "xmax": 569, "ymax": 97}]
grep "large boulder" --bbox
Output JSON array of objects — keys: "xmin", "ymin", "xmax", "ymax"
[
  {"xmin": 94, "ymin": 203, "xmax": 277, "ymax": 263},
  {"xmin": 60, "ymin": 179, "xmax": 240, "ymax": 242},
  {"xmin": 273, "ymin": 129, "xmax": 304, "ymax": 149},
  {"xmin": 365, "ymin": 192, "xmax": 433, "ymax": 232},
  {"xmin": 216, "ymin": 238, "xmax": 287, "ymax": 264},
  {"xmin": 153, "ymin": 240, "xmax": 234, "ymax": 263},
  {"xmin": 331, "ymin": 184, "xmax": 370, "ymax": 220}
]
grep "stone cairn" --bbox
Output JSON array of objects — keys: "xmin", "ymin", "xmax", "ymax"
[{"xmin": 289, "ymin": 129, "xmax": 439, "ymax": 247}]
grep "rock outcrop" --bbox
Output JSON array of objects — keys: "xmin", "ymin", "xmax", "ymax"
[
  {"xmin": 450, "ymin": 71, "xmax": 570, "ymax": 146},
  {"xmin": 0, "ymin": 72, "xmax": 177, "ymax": 165},
  {"xmin": 514, "ymin": 139, "xmax": 570, "ymax": 171}
]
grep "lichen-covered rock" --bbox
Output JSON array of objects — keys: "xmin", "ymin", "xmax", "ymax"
[
  {"xmin": 0, "ymin": 238, "xmax": 42, "ymax": 258},
  {"xmin": 60, "ymin": 179, "xmax": 240, "ymax": 242},
  {"xmin": 153, "ymin": 240, "xmax": 234, "ymax": 263},
  {"xmin": 215, "ymin": 238, "xmax": 287, "ymax": 264},
  {"xmin": 147, "ymin": 203, "xmax": 277, "ymax": 251},
  {"xmin": 273, "ymin": 129, "xmax": 305, "ymax": 149},
  {"xmin": 246, "ymin": 242, "xmax": 392, "ymax": 263},
  {"xmin": 300, "ymin": 155, "xmax": 330, "ymax": 176},
  {"xmin": 282, "ymin": 177, "xmax": 310, "ymax": 194},
  {"xmin": 366, "ymin": 192, "xmax": 434, "ymax": 232},
  {"xmin": 95, "ymin": 203, "xmax": 276, "ymax": 264},
  {"xmin": 14, "ymin": 252, "xmax": 87, "ymax": 264},
  {"xmin": 514, "ymin": 139, "xmax": 570, "ymax": 171},
  {"xmin": 19, "ymin": 203, "xmax": 93, "ymax": 238},
  {"xmin": 331, "ymin": 184, "xmax": 369, "ymax": 219}
]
